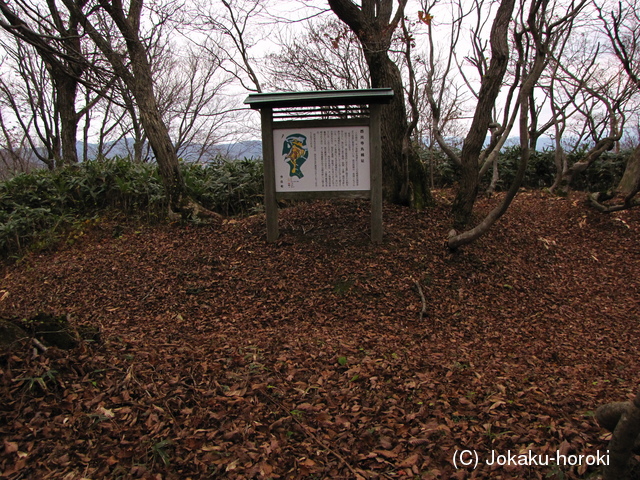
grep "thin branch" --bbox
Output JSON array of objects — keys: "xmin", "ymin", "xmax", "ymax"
[{"xmin": 413, "ymin": 278, "xmax": 428, "ymax": 321}]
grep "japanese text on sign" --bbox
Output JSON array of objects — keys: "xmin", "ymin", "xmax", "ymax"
[{"xmin": 274, "ymin": 126, "xmax": 370, "ymax": 192}]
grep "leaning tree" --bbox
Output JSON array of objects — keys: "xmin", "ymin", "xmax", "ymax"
[
  {"xmin": 447, "ymin": 0, "xmax": 588, "ymax": 250},
  {"xmin": 60, "ymin": 0, "xmax": 217, "ymax": 218}
]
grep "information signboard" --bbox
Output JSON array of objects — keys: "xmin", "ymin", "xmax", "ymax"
[
  {"xmin": 273, "ymin": 126, "xmax": 370, "ymax": 192},
  {"xmin": 244, "ymin": 88, "xmax": 393, "ymax": 243}
]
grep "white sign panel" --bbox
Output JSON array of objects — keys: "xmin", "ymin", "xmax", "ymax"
[{"xmin": 273, "ymin": 126, "xmax": 370, "ymax": 192}]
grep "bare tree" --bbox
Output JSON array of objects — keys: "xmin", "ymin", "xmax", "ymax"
[
  {"xmin": 419, "ymin": 0, "xmax": 522, "ymax": 196},
  {"xmin": 0, "ymin": 38, "xmax": 60, "ymax": 169},
  {"xmin": 57, "ymin": 0, "xmax": 215, "ymax": 217},
  {"xmin": 0, "ymin": 0, "xmax": 96, "ymax": 166},
  {"xmin": 92, "ymin": 30, "xmax": 240, "ymax": 164},
  {"xmin": 591, "ymin": 0, "xmax": 640, "ymax": 210},
  {"xmin": 111, "ymin": 76, "xmax": 151, "ymax": 162},
  {"xmin": 597, "ymin": 0, "xmax": 639, "ymax": 88},
  {"xmin": 0, "ymin": 105, "xmax": 40, "ymax": 178},
  {"xmin": 446, "ymin": 0, "xmax": 516, "ymax": 228},
  {"xmin": 448, "ymin": 0, "xmax": 588, "ymax": 250},
  {"xmin": 420, "ymin": 0, "xmax": 472, "ymax": 167},
  {"xmin": 266, "ymin": 18, "xmax": 370, "ymax": 92},
  {"xmin": 193, "ymin": 0, "xmax": 266, "ymax": 94},
  {"xmin": 550, "ymin": 55, "xmax": 633, "ymax": 192},
  {"xmin": 537, "ymin": 31, "xmax": 597, "ymax": 193},
  {"xmin": 327, "ymin": 0, "xmax": 432, "ymax": 207},
  {"xmin": 156, "ymin": 48, "xmax": 237, "ymax": 162}
]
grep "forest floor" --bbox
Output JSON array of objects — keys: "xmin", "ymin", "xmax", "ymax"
[{"xmin": 0, "ymin": 189, "xmax": 639, "ymax": 480}]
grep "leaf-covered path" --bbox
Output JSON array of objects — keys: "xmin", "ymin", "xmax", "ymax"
[{"xmin": 1, "ymin": 191, "xmax": 639, "ymax": 479}]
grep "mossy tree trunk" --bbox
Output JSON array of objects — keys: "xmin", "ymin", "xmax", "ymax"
[
  {"xmin": 617, "ymin": 146, "xmax": 640, "ymax": 200},
  {"xmin": 596, "ymin": 390, "xmax": 640, "ymax": 480}
]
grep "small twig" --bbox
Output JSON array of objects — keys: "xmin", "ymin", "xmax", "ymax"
[
  {"xmin": 32, "ymin": 337, "xmax": 48, "ymax": 353},
  {"xmin": 259, "ymin": 389, "xmax": 362, "ymax": 478},
  {"xmin": 142, "ymin": 287, "xmax": 155, "ymax": 301},
  {"xmin": 413, "ymin": 278, "xmax": 428, "ymax": 321}
]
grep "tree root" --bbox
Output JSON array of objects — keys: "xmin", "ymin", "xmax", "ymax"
[
  {"xmin": 596, "ymin": 390, "xmax": 640, "ymax": 479},
  {"xmin": 171, "ymin": 196, "xmax": 224, "ymax": 223},
  {"xmin": 589, "ymin": 192, "xmax": 640, "ymax": 213}
]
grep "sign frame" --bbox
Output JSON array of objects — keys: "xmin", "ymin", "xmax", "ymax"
[
  {"xmin": 244, "ymin": 89, "xmax": 393, "ymax": 243},
  {"xmin": 273, "ymin": 120, "xmax": 371, "ymax": 194}
]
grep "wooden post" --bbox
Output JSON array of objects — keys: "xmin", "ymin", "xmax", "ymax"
[
  {"xmin": 244, "ymin": 89, "xmax": 393, "ymax": 244},
  {"xmin": 370, "ymin": 104, "xmax": 383, "ymax": 243},
  {"xmin": 261, "ymin": 108, "xmax": 279, "ymax": 242}
]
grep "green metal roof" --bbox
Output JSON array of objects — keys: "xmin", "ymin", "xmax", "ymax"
[{"xmin": 244, "ymin": 88, "xmax": 394, "ymax": 109}]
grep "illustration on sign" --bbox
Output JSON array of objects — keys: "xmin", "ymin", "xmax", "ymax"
[
  {"xmin": 282, "ymin": 134, "xmax": 308, "ymax": 179},
  {"xmin": 274, "ymin": 126, "xmax": 370, "ymax": 192}
]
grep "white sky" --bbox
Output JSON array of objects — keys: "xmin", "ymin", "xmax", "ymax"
[{"xmin": 1, "ymin": 0, "xmax": 633, "ymax": 150}]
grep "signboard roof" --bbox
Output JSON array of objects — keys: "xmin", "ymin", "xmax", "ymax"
[{"xmin": 244, "ymin": 88, "xmax": 394, "ymax": 109}]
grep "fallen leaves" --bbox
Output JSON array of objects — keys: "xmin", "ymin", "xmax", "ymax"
[{"xmin": 0, "ymin": 192, "xmax": 639, "ymax": 478}]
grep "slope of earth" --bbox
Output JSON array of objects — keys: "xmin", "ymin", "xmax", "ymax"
[{"xmin": 0, "ymin": 190, "xmax": 638, "ymax": 480}]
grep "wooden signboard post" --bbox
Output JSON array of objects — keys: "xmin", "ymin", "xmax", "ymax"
[{"xmin": 244, "ymin": 88, "xmax": 393, "ymax": 243}]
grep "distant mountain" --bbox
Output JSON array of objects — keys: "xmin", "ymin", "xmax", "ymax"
[
  {"xmin": 77, "ymin": 139, "xmax": 263, "ymax": 162},
  {"xmin": 430, "ymin": 135, "xmax": 556, "ymax": 151},
  {"xmin": 75, "ymin": 136, "xmax": 555, "ymax": 163},
  {"xmin": 204, "ymin": 140, "xmax": 262, "ymax": 160},
  {"xmin": 501, "ymin": 136, "xmax": 556, "ymax": 150},
  {"xmin": 6, "ymin": 135, "xmax": 557, "ymax": 174}
]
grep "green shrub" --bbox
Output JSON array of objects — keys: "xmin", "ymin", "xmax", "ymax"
[
  {"xmin": 417, "ymin": 147, "xmax": 460, "ymax": 187},
  {"xmin": 0, "ymin": 156, "xmax": 265, "ymax": 258},
  {"xmin": 0, "ymin": 205, "xmax": 69, "ymax": 256},
  {"xmin": 417, "ymin": 143, "xmax": 629, "ymax": 192},
  {"xmin": 0, "ymin": 170, "xmax": 65, "ymax": 212},
  {"xmin": 59, "ymin": 157, "xmax": 167, "ymax": 214},
  {"xmin": 183, "ymin": 157, "xmax": 264, "ymax": 216},
  {"xmin": 490, "ymin": 146, "xmax": 556, "ymax": 190},
  {"xmin": 570, "ymin": 150, "xmax": 627, "ymax": 192}
]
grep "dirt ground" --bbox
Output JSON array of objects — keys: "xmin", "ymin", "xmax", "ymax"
[{"xmin": 1, "ymin": 190, "xmax": 639, "ymax": 479}]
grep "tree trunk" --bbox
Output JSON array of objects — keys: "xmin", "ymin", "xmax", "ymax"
[
  {"xmin": 62, "ymin": 0, "xmax": 211, "ymax": 217},
  {"xmin": 451, "ymin": 0, "xmax": 515, "ymax": 228},
  {"xmin": 550, "ymin": 136, "xmax": 620, "ymax": 194},
  {"xmin": 596, "ymin": 391, "xmax": 640, "ymax": 480},
  {"xmin": 0, "ymin": 1, "xmax": 84, "ymax": 168},
  {"xmin": 448, "ymin": 98, "xmax": 530, "ymax": 251},
  {"xmin": 54, "ymin": 74, "xmax": 80, "ymax": 166},
  {"xmin": 126, "ymin": 40, "xmax": 184, "ymax": 208},
  {"xmin": 589, "ymin": 146, "xmax": 640, "ymax": 212},
  {"xmin": 136, "ymin": 90, "xmax": 184, "ymax": 206},
  {"xmin": 447, "ymin": 0, "xmax": 557, "ymax": 250},
  {"xmin": 366, "ymin": 51, "xmax": 410, "ymax": 205},
  {"xmin": 328, "ymin": 0, "xmax": 432, "ymax": 207},
  {"xmin": 487, "ymin": 157, "xmax": 499, "ymax": 195},
  {"xmin": 617, "ymin": 146, "xmax": 640, "ymax": 200},
  {"xmin": 550, "ymin": 120, "xmax": 568, "ymax": 193}
]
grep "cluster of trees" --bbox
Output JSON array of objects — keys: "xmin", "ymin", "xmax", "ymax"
[
  {"xmin": 0, "ymin": 0, "xmax": 254, "ymax": 218},
  {"xmin": 0, "ymin": 0, "xmax": 639, "ymax": 245}
]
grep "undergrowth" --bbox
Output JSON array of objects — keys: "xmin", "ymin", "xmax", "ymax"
[
  {"xmin": 421, "ymin": 145, "xmax": 629, "ymax": 191},
  {"xmin": 0, "ymin": 145, "xmax": 629, "ymax": 259},
  {"xmin": 0, "ymin": 157, "xmax": 263, "ymax": 258}
]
